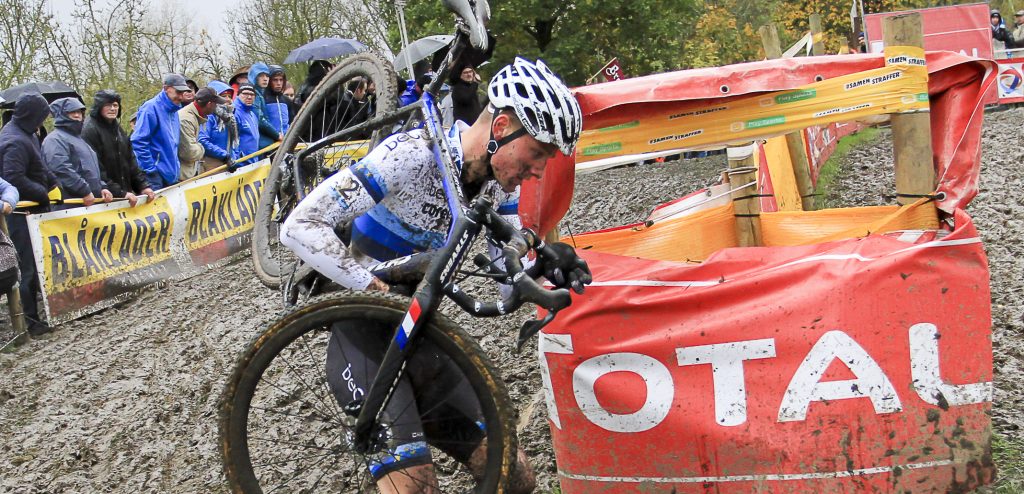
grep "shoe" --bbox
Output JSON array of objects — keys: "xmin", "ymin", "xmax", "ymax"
[{"xmin": 27, "ymin": 321, "xmax": 54, "ymax": 340}]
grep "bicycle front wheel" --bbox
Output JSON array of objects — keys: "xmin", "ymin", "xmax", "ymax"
[
  {"xmin": 219, "ymin": 292, "xmax": 519, "ymax": 493},
  {"xmin": 252, "ymin": 53, "xmax": 399, "ymax": 288}
]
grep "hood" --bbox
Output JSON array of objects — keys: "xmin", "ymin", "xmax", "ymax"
[
  {"xmin": 234, "ymin": 96, "xmax": 253, "ymax": 111},
  {"xmin": 248, "ymin": 62, "xmax": 271, "ymax": 88},
  {"xmin": 209, "ymin": 80, "xmax": 233, "ymax": 99},
  {"xmin": 90, "ymin": 89, "xmax": 122, "ymax": 119},
  {"xmin": 50, "ymin": 97, "xmax": 86, "ymax": 134},
  {"xmin": 306, "ymin": 60, "xmax": 332, "ymax": 85},
  {"xmin": 12, "ymin": 93, "xmax": 51, "ymax": 133}
]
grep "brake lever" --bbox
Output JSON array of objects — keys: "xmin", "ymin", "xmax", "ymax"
[{"xmin": 515, "ymin": 310, "xmax": 557, "ymax": 354}]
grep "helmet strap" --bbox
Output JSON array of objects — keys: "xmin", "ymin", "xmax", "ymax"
[{"xmin": 486, "ymin": 124, "xmax": 529, "ymax": 157}]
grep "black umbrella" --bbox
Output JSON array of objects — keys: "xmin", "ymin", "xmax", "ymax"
[
  {"xmin": 0, "ymin": 81, "xmax": 81, "ymax": 109},
  {"xmin": 283, "ymin": 38, "xmax": 367, "ymax": 64}
]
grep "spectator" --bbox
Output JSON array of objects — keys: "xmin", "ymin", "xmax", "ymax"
[
  {"xmin": 283, "ymin": 81, "xmax": 296, "ymax": 100},
  {"xmin": 0, "ymin": 93, "xmax": 58, "ymax": 337},
  {"xmin": 451, "ymin": 64, "xmax": 483, "ymax": 125},
  {"xmin": 186, "ymin": 79, "xmax": 199, "ymax": 94},
  {"xmin": 0, "ymin": 176, "xmax": 19, "ymax": 295},
  {"xmin": 992, "ymin": 10, "xmax": 1011, "ymax": 54},
  {"xmin": 399, "ymin": 72, "xmax": 434, "ymax": 107},
  {"xmin": 132, "ymin": 73, "xmax": 189, "ymax": 190},
  {"xmin": 228, "ymin": 66, "xmax": 250, "ymax": 96},
  {"xmin": 265, "ymin": 65, "xmax": 295, "ymax": 144},
  {"xmin": 178, "ymin": 86, "xmax": 227, "ymax": 180},
  {"xmin": 297, "ymin": 60, "xmax": 333, "ymax": 107},
  {"xmin": 340, "ymin": 76, "xmax": 370, "ymax": 132},
  {"xmin": 42, "ymin": 97, "xmax": 112, "ymax": 208},
  {"xmin": 180, "ymin": 87, "xmax": 195, "ymax": 107},
  {"xmin": 248, "ymin": 62, "xmax": 281, "ymax": 151},
  {"xmin": 199, "ymin": 81, "xmax": 240, "ymax": 171},
  {"xmin": 1011, "ymin": 11, "xmax": 1024, "ymax": 50},
  {"xmin": 233, "ymin": 84, "xmax": 261, "ymax": 168},
  {"xmin": 82, "ymin": 89, "xmax": 155, "ymax": 208}
]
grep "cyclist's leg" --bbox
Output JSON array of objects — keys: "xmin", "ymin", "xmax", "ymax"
[{"xmin": 325, "ymin": 321, "xmax": 437, "ymax": 490}]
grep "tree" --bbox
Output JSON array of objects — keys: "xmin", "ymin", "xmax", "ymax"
[{"xmin": 0, "ymin": 0, "xmax": 57, "ymax": 88}]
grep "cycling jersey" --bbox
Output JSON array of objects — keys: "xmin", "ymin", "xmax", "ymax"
[{"xmin": 281, "ymin": 122, "xmax": 520, "ymax": 289}]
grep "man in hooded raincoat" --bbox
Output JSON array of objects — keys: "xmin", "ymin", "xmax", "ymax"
[
  {"xmin": 42, "ymin": 97, "xmax": 113, "ymax": 208},
  {"xmin": 82, "ymin": 90, "xmax": 155, "ymax": 207}
]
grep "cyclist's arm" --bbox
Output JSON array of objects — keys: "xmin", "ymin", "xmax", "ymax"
[{"xmin": 280, "ymin": 166, "xmax": 385, "ymax": 289}]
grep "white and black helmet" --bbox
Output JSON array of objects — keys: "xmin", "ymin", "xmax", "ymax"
[{"xmin": 487, "ymin": 57, "xmax": 583, "ymax": 155}]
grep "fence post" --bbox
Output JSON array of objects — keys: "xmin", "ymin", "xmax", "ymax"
[
  {"xmin": 0, "ymin": 215, "xmax": 27, "ymax": 347},
  {"xmin": 728, "ymin": 143, "xmax": 762, "ymax": 247},
  {"xmin": 809, "ymin": 14, "xmax": 826, "ymax": 56},
  {"xmin": 883, "ymin": 13, "xmax": 935, "ymax": 205},
  {"xmin": 759, "ymin": 23, "xmax": 815, "ymax": 211}
]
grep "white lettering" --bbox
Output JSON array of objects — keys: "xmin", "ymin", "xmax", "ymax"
[
  {"xmin": 677, "ymin": 339, "xmax": 776, "ymax": 426},
  {"xmin": 909, "ymin": 323, "xmax": 991, "ymax": 406},
  {"xmin": 573, "ymin": 353, "xmax": 673, "ymax": 433},
  {"xmin": 778, "ymin": 330, "xmax": 902, "ymax": 422}
]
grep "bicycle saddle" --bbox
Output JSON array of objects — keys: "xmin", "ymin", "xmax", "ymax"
[{"xmin": 443, "ymin": 0, "xmax": 490, "ymax": 50}]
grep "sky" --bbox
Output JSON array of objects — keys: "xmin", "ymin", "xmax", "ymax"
[{"xmin": 47, "ymin": 0, "xmax": 237, "ymax": 45}]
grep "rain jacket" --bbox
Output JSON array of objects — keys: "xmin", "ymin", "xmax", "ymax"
[
  {"xmin": 178, "ymin": 101, "xmax": 207, "ymax": 180},
  {"xmin": 296, "ymin": 60, "xmax": 332, "ymax": 108},
  {"xmin": 0, "ymin": 176, "xmax": 18, "ymax": 210},
  {"xmin": 398, "ymin": 80, "xmax": 419, "ymax": 107},
  {"xmin": 198, "ymin": 80, "xmax": 240, "ymax": 168},
  {"xmin": 82, "ymin": 90, "xmax": 151, "ymax": 197},
  {"xmin": 42, "ymin": 97, "xmax": 107, "ymax": 199},
  {"xmin": 264, "ymin": 66, "xmax": 294, "ymax": 144},
  {"xmin": 233, "ymin": 96, "xmax": 260, "ymax": 166},
  {"xmin": 248, "ymin": 63, "xmax": 280, "ymax": 150},
  {"xmin": 131, "ymin": 90, "xmax": 181, "ymax": 186},
  {"xmin": 0, "ymin": 93, "xmax": 57, "ymax": 213}
]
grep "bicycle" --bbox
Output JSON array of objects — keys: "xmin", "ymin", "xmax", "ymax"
[{"xmin": 221, "ymin": 1, "xmax": 587, "ymax": 491}]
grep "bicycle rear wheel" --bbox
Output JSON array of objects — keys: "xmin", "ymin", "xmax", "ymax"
[
  {"xmin": 219, "ymin": 292, "xmax": 518, "ymax": 493},
  {"xmin": 252, "ymin": 53, "xmax": 399, "ymax": 288}
]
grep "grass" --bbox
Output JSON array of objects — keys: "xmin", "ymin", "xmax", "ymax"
[
  {"xmin": 811, "ymin": 126, "xmax": 881, "ymax": 210},
  {"xmin": 986, "ymin": 431, "xmax": 1024, "ymax": 493}
]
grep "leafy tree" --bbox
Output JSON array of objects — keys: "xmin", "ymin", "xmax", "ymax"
[{"xmin": 0, "ymin": 0, "xmax": 57, "ymax": 88}]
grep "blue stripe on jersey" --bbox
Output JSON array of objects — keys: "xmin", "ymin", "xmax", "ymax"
[
  {"xmin": 349, "ymin": 160, "xmax": 387, "ymax": 202},
  {"xmin": 351, "ymin": 214, "xmax": 417, "ymax": 259},
  {"xmin": 496, "ymin": 199, "xmax": 519, "ymax": 216}
]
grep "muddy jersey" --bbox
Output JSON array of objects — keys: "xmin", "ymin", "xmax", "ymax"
[{"xmin": 281, "ymin": 122, "xmax": 519, "ymax": 289}]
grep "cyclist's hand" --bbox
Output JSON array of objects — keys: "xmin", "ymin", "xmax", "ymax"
[
  {"xmin": 366, "ymin": 277, "xmax": 390, "ymax": 293},
  {"xmin": 538, "ymin": 242, "xmax": 592, "ymax": 294}
]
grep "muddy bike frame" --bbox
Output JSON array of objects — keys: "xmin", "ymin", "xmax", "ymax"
[{"xmin": 283, "ymin": 31, "xmax": 572, "ymax": 455}]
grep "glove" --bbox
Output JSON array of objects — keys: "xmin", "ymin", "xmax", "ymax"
[
  {"xmin": 226, "ymin": 158, "xmax": 238, "ymax": 173},
  {"xmin": 536, "ymin": 242, "xmax": 592, "ymax": 294}
]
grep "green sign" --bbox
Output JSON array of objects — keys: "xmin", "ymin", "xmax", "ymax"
[
  {"xmin": 582, "ymin": 142, "xmax": 623, "ymax": 156},
  {"xmin": 775, "ymin": 89, "xmax": 817, "ymax": 105},
  {"xmin": 745, "ymin": 115, "xmax": 786, "ymax": 129},
  {"xmin": 597, "ymin": 120, "xmax": 640, "ymax": 132}
]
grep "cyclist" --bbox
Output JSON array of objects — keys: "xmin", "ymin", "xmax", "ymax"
[{"xmin": 280, "ymin": 57, "xmax": 586, "ymax": 492}]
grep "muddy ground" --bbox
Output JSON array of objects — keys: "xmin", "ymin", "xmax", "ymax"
[{"xmin": 0, "ymin": 108, "xmax": 1020, "ymax": 492}]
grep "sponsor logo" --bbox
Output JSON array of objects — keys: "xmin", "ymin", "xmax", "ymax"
[
  {"xmin": 744, "ymin": 115, "xmax": 786, "ymax": 129},
  {"xmin": 597, "ymin": 120, "xmax": 640, "ymax": 132},
  {"xmin": 774, "ymin": 89, "xmax": 817, "ymax": 105},
  {"xmin": 668, "ymin": 106, "xmax": 728, "ymax": 120},
  {"xmin": 582, "ymin": 142, "xmax": 623, "ymax": 156}
]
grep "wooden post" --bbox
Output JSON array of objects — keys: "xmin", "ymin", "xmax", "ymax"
[
  {"xmin": 883, "ymin": 13, "xmax": 935, "ymax": 205},
  {"xmin": 727, "ymin": 144, "xmax": 762, "ymax": 247},
  {"xmin": 0, "ymin": 215, "xmax": 27, "ymax": 347},
  {"xmin": 809, "ymin": 14, "xmax": 826, "ymax": 56},
  {"xmin": 759, "ymin": 24, "xmax": 816, "ymax": 211}
]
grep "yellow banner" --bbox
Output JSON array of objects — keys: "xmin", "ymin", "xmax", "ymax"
[
  {"xmin": 37, "ymin": 197, "xmax": 175, "ymax": 293},
  {"xmin": 576, "ymin": 46, "xmax": 928, "ymax": 162},
  {"xmin": 185, "ymin": 164, "xmax": 269, "ymax": 250}
]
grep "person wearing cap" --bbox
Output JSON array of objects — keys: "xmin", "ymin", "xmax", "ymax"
[
  {"xmin": 1010, "ymin": 10, "xmax": 1024, "ymax": 50},
  {"xmin": 0, "ymin": 93, "xmax": 60, "ymax": 337},
  {"xmin": 131, "ymin": 73, "xmax": 189, "ymax": 190},
  {"xmin": 199, "ymin": 80, "xmax": 241, "ymax": 171},
  {"xmin": 178, "ymin": 86, "xmax": 227, "ymax": 180},
  {"xmin": 248, "ymin": 62, "xmax": 282, "ymax": 152},
  {"xmin": 42, "ymin": 97, "xmax": 113, "ymax": 208},
  {"xmin": 233, "ymin": 84, "xmax": 261, "ymax": 168},
  {"xmin": 228, "ymin": 66, "xmax": 250, "ymax": 96},
  {"xmin": 82, "ymin": 89, "xmax": 155, "ymax": 208}
]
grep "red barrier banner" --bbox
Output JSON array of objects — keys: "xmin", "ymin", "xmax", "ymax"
[
  {"xmin": 540, "ymin": 210, "xmax": 993, "ymax": 492},
  {"xmin": 996, "ymin": 58, "xmax": 1024, "ymax": 103},
  {"xmin": 863, "ymin": 4, "xmax": 992, "ymax": 59}
]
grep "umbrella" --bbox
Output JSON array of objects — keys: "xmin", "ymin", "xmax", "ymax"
[
  {"xmin": 394, "ymin": 35, "xmax": 455, "ymax": 74},
  {"xmin": 0, "ymin": 81, "xmax": 81, "ymax": 109},
  {"xmin": 283, "ymin": 38, "xmax": 367, "ymax": 64}
]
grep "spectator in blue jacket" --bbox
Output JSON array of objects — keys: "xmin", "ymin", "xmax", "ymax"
[
  {"xmin": 131, "ymin": 73, "xmax": 190, "ymax": 190},
  {"xmin": 199, "ymin": 80, "xmax": 241, "ymax": 170},
  {"xmin": 265, "ymin": 65, "xmax": 295, "ymax": 143},
  {"xmin": 233, "ymin": 84, "xmax": 261, "ymax": 168},
  {"xmin": 0, "ymin": 93, "xmax": 58, "ymax": 337},
  {"xmin": 248, "ymin": 63, "xmax": 280, "ymax": 151},
  {"xmin": 42, "ymin": 97, "xmax": 112, "ymax": 208}
]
